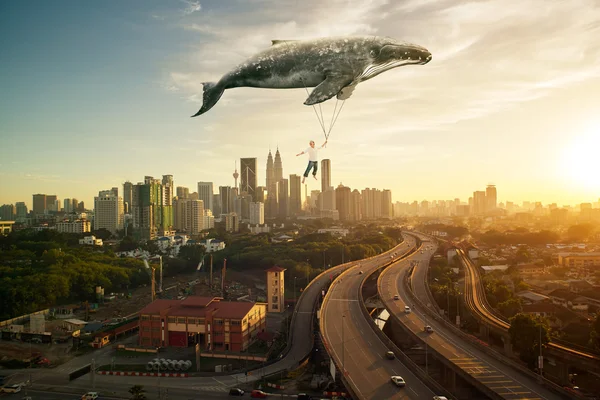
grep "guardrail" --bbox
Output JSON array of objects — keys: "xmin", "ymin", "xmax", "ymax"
[
  {"xmin": 459, "ymin": 249, "xmax": 600, "ymax": 362},
  {"xmin": 361, "ymin": 238, "xmax": 457, "ymax": 399},
  {"xmin": 408, "ymin": 249, "xmax": 580, "ymax": 400}
]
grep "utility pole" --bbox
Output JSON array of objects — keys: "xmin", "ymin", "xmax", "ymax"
[
  {"xmin": 342, "ymin": 314, "xmax": 345, "ymax": 375},
  {"xmin": 538, "ymin": 323, "xmax": 543, "ymax": 377},
  {"xmin": 209, "ymin": 254, "xmax": 213, "ymax": 289}
]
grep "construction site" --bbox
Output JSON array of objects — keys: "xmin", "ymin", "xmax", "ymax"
[{"xmin": 0, "ymin": 255, "xmax": 273, "ymax": 370}]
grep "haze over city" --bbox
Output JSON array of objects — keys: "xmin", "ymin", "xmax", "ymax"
[{"xmin": 2, "ymin": 0, "xmax": 600, "ymax": 206}]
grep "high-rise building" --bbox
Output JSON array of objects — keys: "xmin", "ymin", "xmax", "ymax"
[
  {"xmin": 219, "ymin": 186, "xmax": 235, "ymax": 215},
  {"xmin": 212, "ymin": 194, "xmax": 222, "ymax": 216},
  {"xmin": 255, "ymin": 186, "xmax": 267, "ymax": 203},
  {"xmin": 123, "ymin": 181, "xmax": 133, "ymax": 214},
  {"xmin": 176, "ymin": 186, "xmax": 190, "ymax": 199},
  {"xmin": 486, "ymin": 185, "xmax": 497, "ymax": 212},
  {"xmin": 321, "ymin": 159, "xmax": 331, "ymax": 193},
  {"xmin": 473, "ymin": 191, "xmax": 486, "ymax": 215},
  {"xmin": 335, "ymin": 184, "xmax": 351, "ymax": 221},
  {"xmin": 57, "ymin": 220, "xmax": 91, "ymax": 234},
  {"xmin": 32, "ymin": 194, "xmax": 47, "ymax": 215},
  {"xmin": 361, "ymin": 188, "xmax": 374, "ymax": 219},
  {"xmin": 132, "ymin": 177, "xmax": 163, "ymax": 240},
  {"xmin": 274, "ymin": 148, "xmax": 283, "ymax": 182},
  {"xmin": 162, "ymin": 175, "xmax": 174, "ymax": 232},
  {"xmin": 320, "ymin": 187, "xmax": 336, "ymax": 211},
  {"xmin": 224, "ymin": 213, "xmax": 239, "ymax": 232},
  {"xmin": 15, "ymin": 202, "xmax": 28, "ymax": 223},
  {"xmin": 0, "ymin": 204, "xmax": 16, "ymax": 221},
  {"xmin": 173, "ymin": 197, "xmax": 187, "ymax": 232},
  {"xmin": 240, "ymin": 158, "xmax": 257, "ymax": 200},
  {"xmin": 186, "ymin": 200, "xmax": 204, "ymax": 234},
  {"xmin": 46, "ymin": 195, "xmax": 58, "ymax": 212},
  {"xmin": 278, "ymin": 178, "xmax": 289, "ymax": 218},
  {"xmin": 197, "ymin": 182, "xmax": 214, "ymax": 213},
  {"xmin": 350, "ymin": 189, "xmax": 361, "ymax": 221},
  {"xmin": 266, "ymin": 150, "xmax": 275, "ymax": 192},
  {"xmin": 94, "ymin": 189, "xmax": 124, "ymax": 235},
  {"xmin": 382, "ymin": 189, "xmax": 392, "ymax": 219},
  {"xmin": 249, "ymin": 202, "xmax": 265, "ymax": 225},
  {"xmin": 289, "ymin": 175, "xmax": 302, "ymax": 216},
  {"xmin": 63, "ymin": 198, "xmax": 73, "ymax": 213},
  {"xmin": 72, "ymin": 198, "xmax": 79, "ymax": 212}
]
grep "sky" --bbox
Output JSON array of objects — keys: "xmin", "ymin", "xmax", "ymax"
[{"xmin": 2, "ymin": 0, "xmax": 600, "ymax": 209}]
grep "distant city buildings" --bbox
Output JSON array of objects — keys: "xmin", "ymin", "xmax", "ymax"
[{"xmin": 94, "ymin": 188, "xmax": 124, "ymax": 235}]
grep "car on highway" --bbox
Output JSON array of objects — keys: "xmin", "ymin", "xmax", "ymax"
[
  {"xmin": 81, "ymin": 392, "xmax": 98, "ymax": 400},
  {"xmin": 433, "ymin": 396, "xmax": 448, "ymax": 400},
  {"xmin": 424, "ymin": 325, "xmax": 434, "ymax": 333},
  {"xmin": 404, "ymin": 305, "xmax": 411, "ymax": 313},
  {"xmin": 385, "ymin": 351, "xmax": 395, "ymax": 359},
  {"xmin": 390, "ymin": 376, "xmax": 406, "ymax": 387},
  {"xmin": 229, "ymin": 388, "xmax": 245, "ymax": 396},
  {"xmin": 359, "ymin": 270, "xmax": 363, "ymax": 274},
  {"xmin": 1, "ymin": 384, "xmax": 22, "ymax": 393},
  {"xmin": 394, "ymin": 294, "xmax": 399, "ymax": 300},
  {"xmin": 251, "ymin": 389, "xmax": 268, "ymax": 398}
]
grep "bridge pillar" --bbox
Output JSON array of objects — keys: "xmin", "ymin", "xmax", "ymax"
[
  {"xmin": 502, "ymin": 336, "xmax": 512, "ymax": 357},
  {"xmin": 479, "ymin": 324, "xmax": 489, "ymax": 340}
]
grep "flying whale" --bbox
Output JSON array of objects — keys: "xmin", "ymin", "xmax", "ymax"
[{"xmin": 192, "ymin": 36, "xmax": 432, "ymax": 117}]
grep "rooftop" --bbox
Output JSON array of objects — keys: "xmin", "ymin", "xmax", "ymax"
[
  {"xmin": 140, "ymin": 296, "xmax": 260, "ymax": 320},
  {"xmin": 266, "ymin": 266, "xmax": 286, "ymax": 273}
]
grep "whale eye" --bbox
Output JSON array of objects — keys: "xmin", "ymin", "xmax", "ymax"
[{"xmin": 369, "ymin": 49, "xmax": 379, "ymax": 58}]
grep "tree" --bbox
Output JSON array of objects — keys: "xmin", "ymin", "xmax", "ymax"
[
  {"xmin": 498, "ymin": 298, "xmax": 523, "ymax": 319},
  {"xmin": 509, "ymin": 313, "xmax": 549, "ymax": 368},
  {"xmin": 567, "ymin": 224, "xmax": 593, "ymax": 242},
  {"xmin": 91, "ymin": 228, "xmax": 113, "ymax": 241},
  {"xmin": 178, "ymin": 244, "xmax": 206, "ymax": 268},
  {"xmin": 128, "ymin": 384, "xmax": 146, "ymax": 400}
]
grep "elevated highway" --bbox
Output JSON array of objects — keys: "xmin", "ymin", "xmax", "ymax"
[
  {"xmin": 378, "ymin": 238, "xmax": 567, "ymax": 400},
  {"xmin": 320, "ymin": 235, "xmax": 443, "ymax": 400}
]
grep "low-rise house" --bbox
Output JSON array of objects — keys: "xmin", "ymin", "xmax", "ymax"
[
  {"xmin": 516, "ymin": 291, "xmax": 550, "ymax": 305},
  {"xmin": 514, "ymin": 264, "xmax": 547, "ymax": 276}
]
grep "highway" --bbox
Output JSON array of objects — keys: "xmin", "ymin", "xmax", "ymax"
[
  {"xmin": 379, "ymin": 240, "xmax": 563, "ymax": 400},
  {"xmin": 0, "ymin": 386, "xmax": 234, "ymax": 399},
  {"xmin": 458, "ymin": 249, "xmax": 600, "ymax": 364},
  {"xmin": 321, "ymin": 235, "xmax": 439, "ymax": 400}
]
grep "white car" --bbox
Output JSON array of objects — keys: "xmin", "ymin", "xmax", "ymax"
[
  {"xmin": 82, "ymin": 392, "xmax": 99, "ymax": 400},
  {"xmin": 1, "ymin": 384, "xmax": 21, "ymax": 393},
  {"xmin": 391, "ymin": 376, "xmax": 406, "ymax": 387},
  {"xmin": 394, "ymin": 295, "xmax": 400, "ymax": 300},
  {"xmin": 433, "ymin": 396, "xmax": 448, "ymax": 400},
  {"xmin": 404, "ymin": 306, "xmax": 411, "ymax": 313}
]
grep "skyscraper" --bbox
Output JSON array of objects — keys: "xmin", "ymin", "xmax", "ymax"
[
  {"xmin": 473, "ymin": 191, "xmax": 486, "ymax": 215},
  {"xmin": 197, "ymin": 182, "xmax": 214, "ymax": 213},
  {"xmin": 32, "ymin": 194, "xmax": 46, "ymax": 215},
  {"xmin": 266, "ymin": 150, "xmax": 275, "ymax": 191},
  {"xmin": 15, "ymin": 202, "xmax": 28, "ymax": 223},
  {"xmin": 249, "ymin": 202, "xmax": 264, "ymax": 225},
  {"xmin": 350, "ymin": 189, "xmax": 361, "ymax": 221},
  {"xmin": 486, "ymin": 185, "xmax": 497, "ymax": 212},
  {"xmin": 289, "ymin": 174, "xmax": 302, "ymax": 216},
  {"xmin": 335, "ymin": 184, "xmax": 351, "ymax": 221},
  {"xmin": 274, "ymin": 148, "xmax": 283, "ymax": 182},
  {"xmin": 46, "ymin": 195, "xmax": 58, "ymax": 212},
  {"xmin": 321, "ymin": 159, "xmax": 331, "ymax": 193},
  {"xmin": 186, "ymin": 200, "xmax": 204, "ymax": 234},
  {"xmin": 219, "ymin": 186, "xmax": 235, "ymax": 215},
  {"xmin": 63, "ymin": 198, "xmax": 73, "ymax": 213},
  {"xmin": 132, "ymin": 176, "xmax": 171, "ymax": 239},
  {"xmin": 123, "ymin": 181, "xmax": 133, "ymax": 214},
  {"xmin": 176, "ymin": 186, "xmax": 190, "ymax": 199},
  {"xmin": 278, "ymin": 178, "xmax": 289, "ymax": 218},
  {"xmin": 0, "ymin": 204, "xmax": 15, "ymax": 221},
  {"xmin": 94, "ymin": 189, "xmax": 124, "ymax": 234},
  {"xmin": 240, "ymin": 158, "xmax": 257, "ymax": 200},
  {"xmin": 382, "ymin": 189, "xmax": 392, "ymax": 218},
  {"xmin": 161, "ymin": 175, "xmax": 174, "ymax": 232}
]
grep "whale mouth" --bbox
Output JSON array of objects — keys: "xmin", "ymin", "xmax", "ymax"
[{"xmin": 360, "ymin": 58, "xmax": 425, "ymax": 81}]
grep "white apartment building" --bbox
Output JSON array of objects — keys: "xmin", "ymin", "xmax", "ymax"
[
  {"xmin": 57, "ymin": 219, "xmax": 91, "ymax": 234},
  {"xmin": 249, "ymin": 202, "xmax": 264, "ymax": 225},
  {"xmin": 94, "ymin": 190, "xmax": 124, "ymax": 235},
  {"xmin": 186, "ymin": 199, "xmax": 204, "ymax": 234}
]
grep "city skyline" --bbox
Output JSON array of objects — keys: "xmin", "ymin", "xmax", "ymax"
[{"xmin": 2, "ymin": 1, "xmax": 600, "ymax": 207}]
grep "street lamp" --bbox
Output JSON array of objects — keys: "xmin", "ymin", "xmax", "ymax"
[{"xmin": 342, "ymin": 314, "xmax": 345, "ymax": 375}]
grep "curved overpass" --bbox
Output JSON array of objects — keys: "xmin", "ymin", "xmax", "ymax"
[
  {"xmin": 321, "ymin": 235, "xmax": 439, "ymax": 400},
  {"xmin": 458, "ymin": 249, "xmax": 600, "ymax": 366},
  {"xmin": 378, "ymin": 239, "xmax": 565, "ymax": 400}
]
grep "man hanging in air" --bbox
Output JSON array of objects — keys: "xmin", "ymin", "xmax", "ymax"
[{"xmin": 296, "ymin": 140, "xmax": 327, "ymax": 184}]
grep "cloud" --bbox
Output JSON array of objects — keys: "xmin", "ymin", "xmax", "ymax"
[
  {"xmin": 182, "ymin": 0, "xmax": 201, "ymax": 15},
  {"xmin": 164, "ymin": 0, "xmax": 600, "ymax": 142}
]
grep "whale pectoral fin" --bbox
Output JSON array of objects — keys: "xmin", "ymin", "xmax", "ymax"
[
  {"xmin": 337, "ymin": 83, "xmax": 358, "ymax": 101},
  {"xmin": 304, "ymin": 75, "xmax": 352, "ymax": 106}
]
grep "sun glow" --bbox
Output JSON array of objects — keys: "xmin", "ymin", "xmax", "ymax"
[{"xmin": 561, "ymin": 126, "xmax": 600, "ymax": 190}]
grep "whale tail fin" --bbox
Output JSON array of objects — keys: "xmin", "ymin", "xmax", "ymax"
[{"xmin": 191, "ymin": 82, "xmax": 224, "ymax": 117}]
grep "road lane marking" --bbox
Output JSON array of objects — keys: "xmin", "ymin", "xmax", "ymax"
[{"xmin": 409, "ymin": 387, "xmax": 419, "ymax": 397}]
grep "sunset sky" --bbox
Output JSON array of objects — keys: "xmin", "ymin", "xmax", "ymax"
[{"xmin": 2, "ymin": 0, "xmax": 600, "ymax": 208}]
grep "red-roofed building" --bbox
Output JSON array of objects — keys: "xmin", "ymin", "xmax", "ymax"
[{"xmin": 138, "ymin": 296, "xmax": 266, "ymax": 352}]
